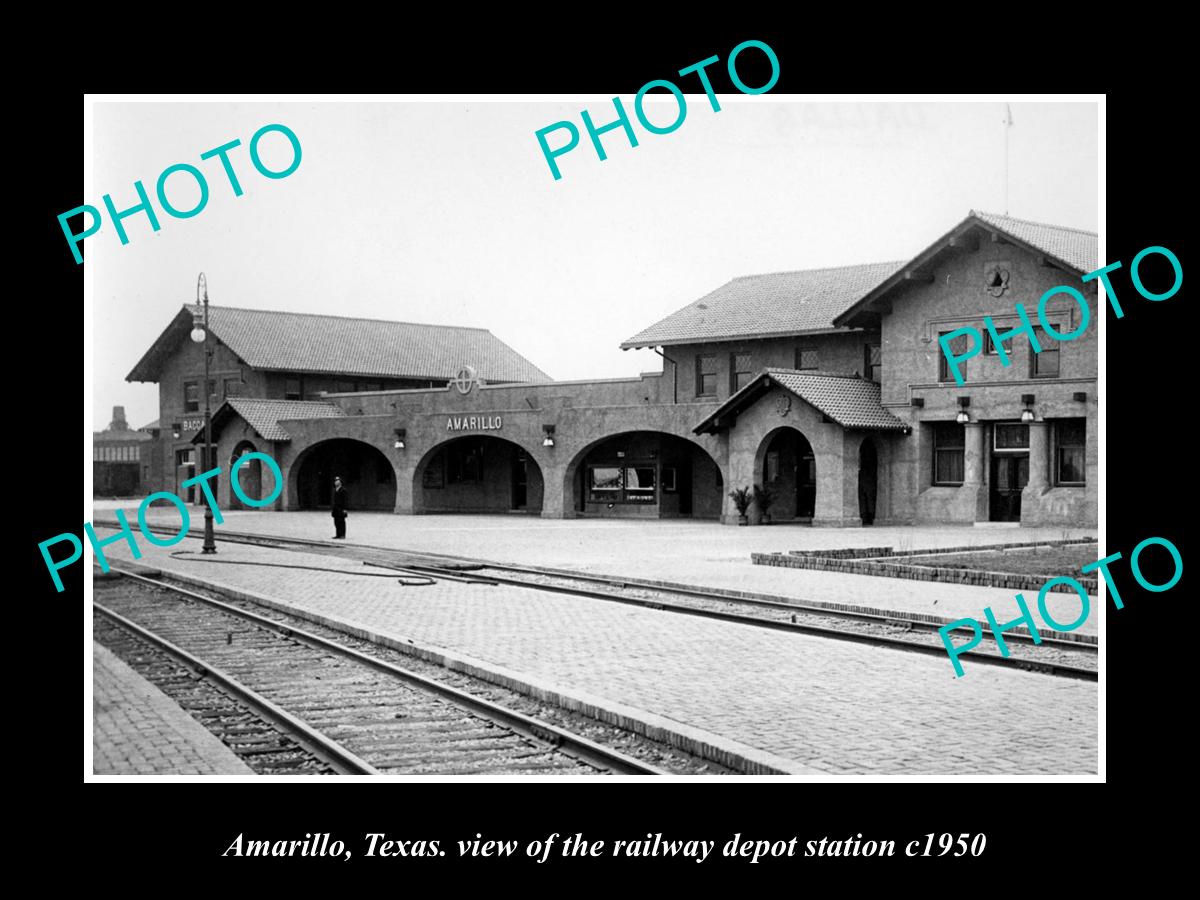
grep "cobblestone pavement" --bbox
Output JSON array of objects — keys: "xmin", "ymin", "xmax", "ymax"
[
  {"xmin": 98, "ymin": 507, "xmax": 1102, "ymax": 636},
  {"xmin": 92, "ymin": 641, "xmax": 253, "ymax": 776},
  {"xmin": 96, "ymin": 541, "xmax": 1098, "ymax": 775}
]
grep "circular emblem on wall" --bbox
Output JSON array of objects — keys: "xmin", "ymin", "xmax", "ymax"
[
  {"xmin": 985, "ymin": 264, "xmax": 1011, "ymax": 297},
  {"xmin": 776, "ymin": 394, "xmax": 791, "ymax": 417},
  {"xmin": 451, "ymin": 365, "xmax": 479, "ymax": 395}
]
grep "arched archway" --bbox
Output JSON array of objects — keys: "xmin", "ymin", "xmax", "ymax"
[
  {"xmin": 564, "ymin": 430, "xmax": 724, "ymax": 519},
  {"xmin": 228, "ymin": 440, "xmax": 259, "ymax": 510},
  {"xmin": 755, "ymin": 427, "xmax": 816, "ymax": 521},
  {"xmin": 413, "ymin": 435, "xmax": 544, "ymax": 514},
  {"xmin": 290, "ymin": 439, "xmax": 397, "ymax": 511},
  {"xmin": 858, "ymin": 437, "xmax": 878, "ymax": 526}
]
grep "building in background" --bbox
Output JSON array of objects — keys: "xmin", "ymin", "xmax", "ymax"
[
  {"xmin": 125, "ymin": 211, "xmax": 1096, "ymax": 527},
  {"xmin": 93, "ymin": 406, "xmax": 153, "ymax": 497},
  {"xmin": 126, "ymin": 306, "xmax": 551, "ymax": 501}
]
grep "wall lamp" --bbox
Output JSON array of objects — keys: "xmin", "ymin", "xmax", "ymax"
[
  {"xmin": 393, "ymin": 427, "xmax": 406, "ymax": 450},
  {"xmin": 542, "ymin": 424, "xmax": 556, "ymax": 448},
  {"xmin": 955, "ymin": 396, "xmax": 971, "ymax": 424},
  {"xmin": 171, "ymin": 422, "xmax": 182, "ymax": 439},
  {"xmin": 1020, "ymin": 394, "xmax": 1036, "ymax": 423}
]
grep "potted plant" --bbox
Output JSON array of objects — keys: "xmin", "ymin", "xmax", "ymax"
[
  {"xmin": 753, "ymin": 484, "xmax": 775, "ymax": 524},
  {"xmin": 729, "ymin": 486, "xmax": 752, "ymax": 525}
]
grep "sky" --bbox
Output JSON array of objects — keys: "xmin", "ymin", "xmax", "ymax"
[{"xmin": 89, "ymin": 99, "xmax": 1098, "ymax": 431}]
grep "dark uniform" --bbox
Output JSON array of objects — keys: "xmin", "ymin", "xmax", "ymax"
[{"xmin": 332, "ymin": 482, "xmax": 350, "ymax": 539}]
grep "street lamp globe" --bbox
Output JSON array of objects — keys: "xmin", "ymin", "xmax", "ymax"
[{"xmin": 190, "ymin": 325, "xmax": 206, "ymax": 343}]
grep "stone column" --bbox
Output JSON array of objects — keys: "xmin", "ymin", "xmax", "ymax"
[
  {"xmin": 540, "ymin": 464, "xmax": 567, "ymax": 518},
  {"xmin": 963, "ymin": 423, "xmax": 988, "ymax": 521},
  {"xmin": 1026, "ymin": 421, "xmax": 1049, "ymax": 489},
  {"xmin": 1021, "ymin": 420, "xmax": 1050, "ymax": 526}
]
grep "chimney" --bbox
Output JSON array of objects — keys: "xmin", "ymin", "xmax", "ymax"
[{"xmin": 109, "ymin": 406, "xmax": 128, "ymax": 432}]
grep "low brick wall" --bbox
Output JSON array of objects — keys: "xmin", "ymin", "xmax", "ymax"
[
  {"xmin": 788, "ymin": 537, "xmax": 1096, "ymax": 560},
  {"xmin": 754, "ymin": 549, "xmax": 1099, "ymax": 594}
]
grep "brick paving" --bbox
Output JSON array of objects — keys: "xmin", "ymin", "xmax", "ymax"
[
  {"xmin": 100, "ymin": 509, "xmax": 1102, "ymax": 636},
  {"xmin": 96, "ymin": 540, "xmax": 1098, "ymax": 775},
  {"xmin": 92, "ymin": 641, "xmax": 253, "ymax": 776}
]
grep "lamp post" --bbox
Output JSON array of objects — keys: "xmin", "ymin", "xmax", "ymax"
[{"xmin": 191, "ymin": 273, "xmax": 217, "ymax": 554}]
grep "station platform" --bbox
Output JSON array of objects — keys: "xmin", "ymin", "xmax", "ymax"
[
  {"xmin": 98, "ymin": 507, "xmax": 1102, "ymax": 636},
  {"xmin": 92, "ymin": 641, "xmax": 253, "ymax": 776},
  {"xmin": 91, "ymin": 534, "xmax": 1098, "ymax": 776}
]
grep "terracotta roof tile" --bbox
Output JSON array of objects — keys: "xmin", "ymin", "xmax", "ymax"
[
  {"xmin": 620, "ymin": 261, "xmax": 905, "ymax": 348},
  {"xmin": 971, "ymin": 211, "xmax": 1097, "ymax": 272},
  {"xmin": 225, "ymin": 398, "xmax": 346, "ymax": 441}
]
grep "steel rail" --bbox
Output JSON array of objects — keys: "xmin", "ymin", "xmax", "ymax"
[
  {"xmin": 93, "ymin": 602, "xmax": 381, "ymax": 775},
  {"xmin": 104, "ymin": 565, "xmax": 668, "ymax": 776}
]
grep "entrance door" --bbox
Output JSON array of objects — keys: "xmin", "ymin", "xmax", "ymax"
[
  {"xmin": 512, "ymin": 456, "xmax": 528, "ymax": 509},
  {"xmin": 858, "ymin": 439, "xmax": 878, "ymax": 525},
  {"xmin": 990, "ymin": 454, "xmax": 1029, "ymax": 521}
]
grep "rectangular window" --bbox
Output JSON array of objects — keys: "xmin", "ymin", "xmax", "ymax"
[
  {"xmin": 1031, "ymin": 327, "xmax": 1060, "ymax": 378},
  {"xmin": 624, "ymin": 466, "xmax": 657, "ymax": 502},
  {"xmin": 183, "ymin": 381, "xmax": 199, "ymax": 413},
  {"xmin": 334, "ymin": 380, "xmax": 356, "ymax": 393},
  {"xmin": 696, "ymin": 355, "xmax": 717, "ymax": 397},
  {"xmin": 285, "ymin": 377, "xmax": 302, "ymax": 401},
  {"xmin": 588, "ymin": 466, "xmax": 623, "ymax": 500},
  {"xmin": 1055, "ymin": 418, "xmax": 1087, "ymax": 485},
  {"xmin": 938, "ymin": 331, "xmax": 970, "ymax": 383},
  {"xmin": 932, "ymin": 422, "xmax": 965, "ymax": 485},
  {"xmin": 730, "ymin": 353, "xmax": 753, "ymax": 392},
  {"xmin": 223, "ymin": 378, "xmax": 242, "ymax": 398},
  {"xmin": 795, "ymin": 346, "xmax": 819, "ymax": 371},
  {"xmin": 207, "ymin": 379, "xmax": 217, "ymax": 404},
  {"xmin": 983, "ymin": 331, "xmax": 1014, "ymax": 356},
  {"xmin": 994, "ymin": 423, "xmax": 1030, "ymax": 451},
  {"xmin": 864, "ymin": 343, "xmax": 881, "ymax": 383}
]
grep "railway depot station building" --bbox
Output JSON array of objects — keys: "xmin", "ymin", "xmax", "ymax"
[{"xmin": 127, "ymin": 211, "xmax": 1097, "ymax": 528}]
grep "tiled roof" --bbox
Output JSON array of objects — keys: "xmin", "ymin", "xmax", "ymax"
[
  {"xmin": 620, "ymin": 261, "xmax": 905, "ymax": 349},
  {"xmin": 695, "ymin": 369, "xmax": 908, "ymax": 434},
  {"xmin": 138, "ymin": 419, "xmax": 160, "ymax": 431},
  {"xmin": 128, "ymin": 306, "xmax": 552, "ymax": 384},
  {"xmin": 971, "ymin": 211, "xmax": 1097, "ymax": 272},
  {"xmin": 223, "ymin": 398, "xmax": 346, "ymax": 442},
  {"xmin": 767, "ymin": 370, "xmax": 908, "ymax": 431}
]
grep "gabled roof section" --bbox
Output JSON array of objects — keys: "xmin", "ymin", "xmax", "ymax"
[
  {"xmin": 694, "ymin": 369, "xmax": 909, "ymax": 435},
  {"xmin": 833, "ymin": 211, "xmax": 1098, "ymax": 329},
  {"xmin": 128, "ymin": 305, "xmax": 552, "ymax": 384},
  {"xmin": 193, "ymin": 398, "xmax": 346, "ymax": 444},
  {"xmin": 620, "ymin": 261, "xmax": 905, "ymax": 349}
]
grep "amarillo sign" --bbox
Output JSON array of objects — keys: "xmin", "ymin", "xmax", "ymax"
[{"xmin": 446, "ymin": 415, "xmax": 503, "ymax": 432}]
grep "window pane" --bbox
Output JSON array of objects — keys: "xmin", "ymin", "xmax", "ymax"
[
  {"xmin": 995, "ymin": 423, "xmax": 1029, "ymax": 449},
  {"xmin": 1035, "ymin": 346, "xmax": 1061, "ymax": 377},
  {"xmin": 285, "ymin": 377, "xmax": 301, "ymax": 399},
  {"xmin": 795, "ymin": 348, "xmax": 818, "ymax": 370},
  {"xmin": 935, "ymin": 449, "xmax": 965, "ymax": 484},
  {"xmin": 700, "ymin": 372, "xmax": 717, "ymax": 395},
  {"xmin": 625, "ymin": 467, "xmax": 655, "ymax": 491},
  {"xmin": 590, "ymin": 467, "xmax": 623, "ymax": 491},
  {"xmin": 733, "ymin": 371, "xmax": 752, "ymax": 391},
  {"xmin": 1058, "ymin": 447, "xmax": 1085, "ymax": 483},
  {"xmin": 939, "ymin": 332, "xmax": 969, "ymax": 382}
]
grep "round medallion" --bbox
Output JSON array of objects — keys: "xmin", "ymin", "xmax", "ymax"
[{"xmin": 451, "ymin": 365, "xmax": 478, "ymax": 395}]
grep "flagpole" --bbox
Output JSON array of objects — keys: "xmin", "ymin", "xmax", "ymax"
[{"xmin": 1003, "ymin": 103, "xmax": 1012, "ymax": 215}]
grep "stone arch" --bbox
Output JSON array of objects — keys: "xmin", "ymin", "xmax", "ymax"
[
  {"xmin": 412, "ymin": 434, "xmax": 545, "ymax": 514},
  {"xmin": 563, "ymin": 430, "xmax": 724, "ymax": 519},
  {"xmin": 289, "ymin": 438, "xmax": 397, "ymax": 511},
  {"xmin": 753, "ymin": 426, "xmax": 818, "ymax": 522}
]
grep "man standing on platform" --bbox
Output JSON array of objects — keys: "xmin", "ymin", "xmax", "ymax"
[{"xmin": 331, "ymin": 475, "xmax": 350, "ymax": 539}]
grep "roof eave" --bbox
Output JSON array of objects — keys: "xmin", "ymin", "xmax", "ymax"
[
  {"xmin": 832, "ymin": 212, "xmax": 1089, "ymax": 328},
  {"xmin": 622, "ymin": 326, "xmax": 861, "ymax": 351}
]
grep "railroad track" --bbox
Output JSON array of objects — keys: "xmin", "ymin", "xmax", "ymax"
[
  {"xmin": 94, "ymin": 568, "xmax": 667, "ymax": 776},
  {"xmin": 90, "ymin": 521, "xmax": 1098, "ymax": 679}
]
